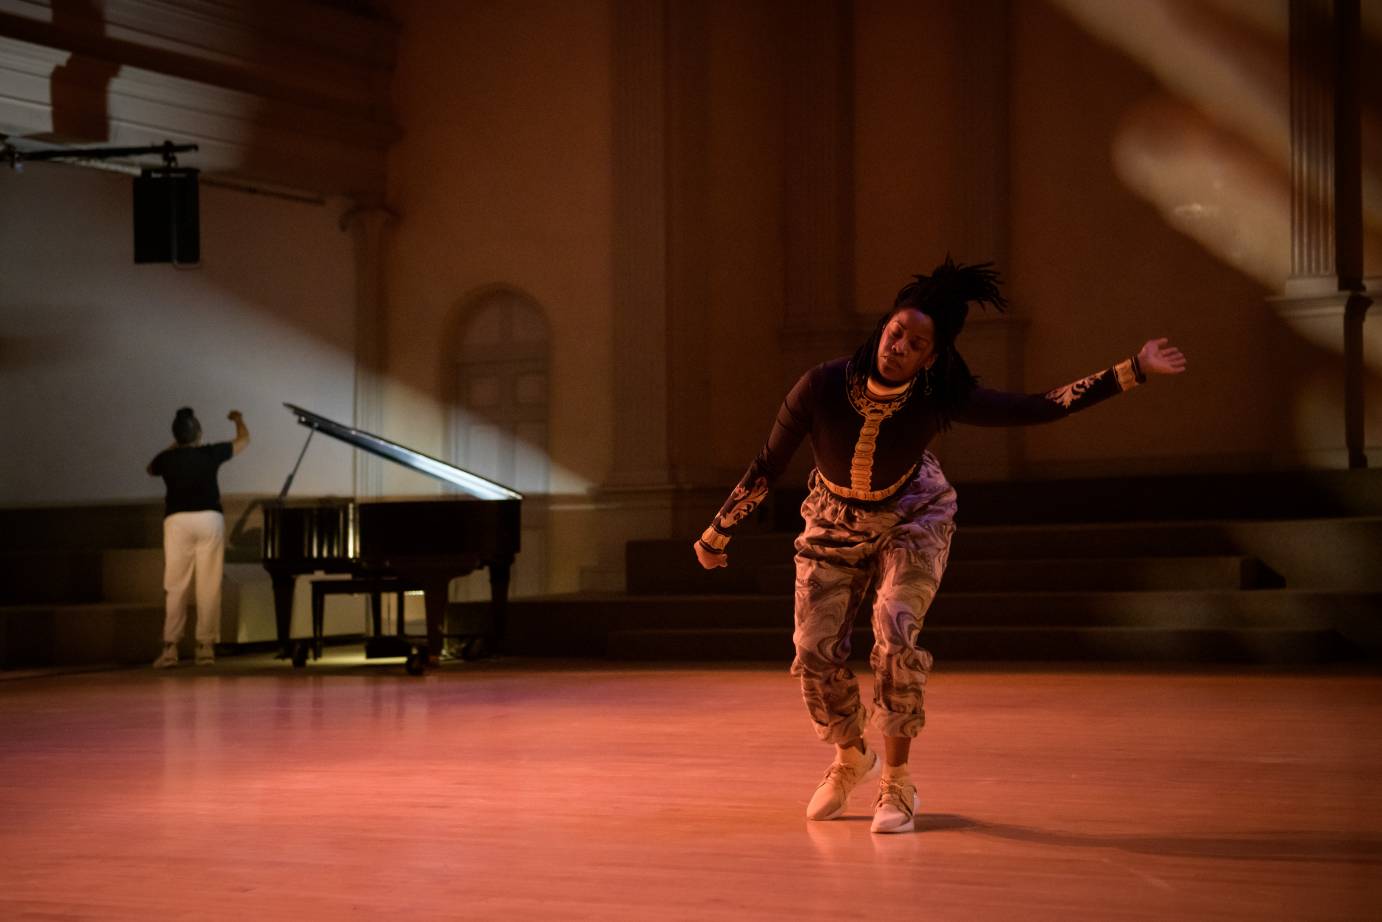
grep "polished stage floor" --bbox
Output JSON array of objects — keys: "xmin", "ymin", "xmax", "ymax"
[{"xmin": 1, "ymin": 654, "xmax": 1379, "ymax": 920}]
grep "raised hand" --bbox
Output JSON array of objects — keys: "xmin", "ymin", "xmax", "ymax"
[
  {"xmin": 227, "ymin": 410, "xmax": 243, "ymax": 422},
  {"xmin": 1138, "ymin": 338, "xmax": 1187, "ymax": 376}
]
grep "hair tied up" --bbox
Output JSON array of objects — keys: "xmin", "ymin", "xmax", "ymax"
[{"xmin": 892, "ymin": 254, "xmax": 1007, "ymax": 346}]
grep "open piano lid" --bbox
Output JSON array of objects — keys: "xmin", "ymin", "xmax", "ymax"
[{"xmin": 284, "ymin": 403, "xmax": 523, "ymax": 501}]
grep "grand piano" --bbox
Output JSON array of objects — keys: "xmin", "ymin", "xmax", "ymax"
[{"xmin": 261, "ymin": 404, "xmax": 522, "ymax": 674}]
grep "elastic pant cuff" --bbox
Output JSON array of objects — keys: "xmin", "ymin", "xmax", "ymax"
[{"xmin": 869, "ymin": 707, "xmax": 925, "ymax": 739}]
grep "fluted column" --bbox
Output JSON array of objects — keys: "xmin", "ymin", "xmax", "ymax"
[
  {"xmin": 1286, "ymin": 0, "xmax": 1340, "ymax": 294},
  {"xmin": 1270, "ymin": 0, "xmax": 1370, "ymax": 469}
]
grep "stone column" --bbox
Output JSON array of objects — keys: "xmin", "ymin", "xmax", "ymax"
[
  {"xmin": 1269, "ymin": 0, "xmax": 1371, "ymax": 468},
  {"xmin": 341, "ymin": 203, "xmax": 394, "ymax": 496},
  {"xmin": 584, "ymin": 0, "xmax": 677, "ymax": 590}
]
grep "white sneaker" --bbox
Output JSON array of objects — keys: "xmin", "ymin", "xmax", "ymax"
[
  {"xmin": 870, "ymin": 777, "xmax": 920, "ymax": 834},
  {"xmin": 195, "ymin": 643, "xmax": 215, "ymax": 666},
  {"xmin": 152, "ymin": 644, "xmax": 179, "ymax": 669},
  {"xmin": 806, "ymin": 746, "xmax": 879, "ymax": 820}
]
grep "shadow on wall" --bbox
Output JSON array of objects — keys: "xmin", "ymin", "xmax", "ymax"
[
  {"xmin": 41, "ymin": 0, "xmax": 119, "ymax": 144},
  {"xmin": 1049, "ymin": 0, "xmax": 1382, "ymax": 457},
  {"xmin": 1053, "ymin": 0, "xmax": 1382, "ymax": 283},
  {"xmin": 442, "ymin": 284, "xmax": 551, "ymax": 497}
]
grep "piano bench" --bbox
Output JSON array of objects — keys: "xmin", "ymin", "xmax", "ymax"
[{"xmin": 309, "ymin": 577, "xmax": 421, "ymax": 655}]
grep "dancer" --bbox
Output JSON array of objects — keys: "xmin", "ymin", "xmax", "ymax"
[
  {"xmin": 693, "ymin": 258, "xmax": 1186, "ymax": 833},
  {"xmin": 147, "ymin": 407, "xmax": 250, "ymax": 667}
]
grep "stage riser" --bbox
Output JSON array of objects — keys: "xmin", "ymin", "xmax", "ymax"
[
  {"xmin": 0, "ymin": 552, "xmax": 105, "ymax": 604},
  {"xmin": 0, "ymin": 549, "xmax": 166, "ymax": 606},
  {"xmin": 603, "ymin": 627, "xmax": 1359, "ymax": 664},
  {"xmin": 749, "ymin": 556, "xmax": 1275, "ymax": 594},
  {"xmin": 0, "ymin": 605, "xmax": 163, "ymax": 668},
  {"xmin": 462, "ymin": 590, "xmax": 1382, "ymax": 662},
  {"xmin": 0, "ymin": 499, "xmax": 261, "ymax": 559},
  {"xmin": 770, "ymin": 468, "xmax": 1382, "ymax": 530},
  {"xmin": 630, "ymin": 518, "xmax": 1382, "ymax": 593}
]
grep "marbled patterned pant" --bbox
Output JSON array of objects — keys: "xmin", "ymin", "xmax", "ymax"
[{"xmin": 790, "ymin": 452, "xmax": 957, "ymax": 742}]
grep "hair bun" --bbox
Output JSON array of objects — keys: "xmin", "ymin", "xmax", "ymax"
[{"xmin": 175, "ymin": 407, "xmax": 195, "ymax": 419}]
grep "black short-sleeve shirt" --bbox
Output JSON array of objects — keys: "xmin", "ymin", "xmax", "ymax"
[{"xmin": 150, "ymin": 442, "xmax": 234, "ymax": 517}]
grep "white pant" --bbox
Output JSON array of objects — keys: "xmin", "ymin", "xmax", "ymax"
[{"xmin": 162, "ymin": 511, "xmax": 225, "ymax": 645}]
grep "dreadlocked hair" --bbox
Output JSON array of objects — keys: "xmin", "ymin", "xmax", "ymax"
[{"xmin": 849, "ymin": 256, "xmax": 1009, "ymax": 429}]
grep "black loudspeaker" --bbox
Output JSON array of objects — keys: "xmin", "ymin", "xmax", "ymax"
[{"xmin": 133, "ymin": 167, "xmax": 200, "ymax": 264}]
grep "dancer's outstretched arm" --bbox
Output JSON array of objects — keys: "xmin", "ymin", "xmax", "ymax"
[{"xmin": 954, "ymin": 338, "xmax": 1186, "ymax": 426}]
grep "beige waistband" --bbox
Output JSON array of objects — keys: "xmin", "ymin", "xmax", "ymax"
[{"xmin": 817, "ymin": 465, "xmax": 917, "ymax": 503}]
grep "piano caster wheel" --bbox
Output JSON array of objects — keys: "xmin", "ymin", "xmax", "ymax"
[
  {"xmin": 405, "ymin": 646, "xmax": 426, "ymax": 676},
  {"xmin": 291, "ymin": 642, "xmax": 309, "ymax": 669}
]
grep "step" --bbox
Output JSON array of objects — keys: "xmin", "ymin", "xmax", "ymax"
[
  {"xmin": 0, "ymin": 603, "xmax": 164, "ymax": 668},
  {"xmin": 627, "ymin": 517, "xmax": 1382, "ymax": 592},
  {"xmin": 744, "ymin": 556, "xmax": 1278, "ymax": 595},
  {"xmin": 0, "ymin": 496, "xmax": 265, "ymax": 559},
  {"xmin": 770, "ymin": 467, "xmax": 1382, "ymax": 529},
  {"xmin": 0, "ymin": 551, "xmax": 105, "ymax": 604},
  {"xmin": 461, "ymin": 589, "xmax": 1382, "ymax": 660},
  {"xmin": 0, "ymin": 548, "xmax": 174, "ymax": 606},
  {"xmin": 604, "ymin": 626, "xmax": 1358, "ymax": 664}
]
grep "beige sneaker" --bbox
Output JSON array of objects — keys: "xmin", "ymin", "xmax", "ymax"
[
  {"xmin": 195, "ymin": 643, "xmax": 215, "ymax": 666},
  {"xmin": 870, "ymin": 776, "xmax": 920, "ymax": 834},
  {"xmin": 805, "ymin": 746, "xmax": 879, "ymax": 820},
  {"xmin": 152, "ymin": 644, "xmax": 179, "ymax": 669}
]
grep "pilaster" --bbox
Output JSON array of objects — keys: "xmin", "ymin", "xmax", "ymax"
[{"xmin": 1270, "ymin": 0, "xmax": 1370, "ymax": 468}]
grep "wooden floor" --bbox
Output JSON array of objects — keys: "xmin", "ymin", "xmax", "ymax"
[{"xmin": 1, "ymin": 655, "xmax": 1380, "ymax": 920}]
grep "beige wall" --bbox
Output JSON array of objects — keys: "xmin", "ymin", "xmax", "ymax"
[
  {"xmin": 382, "ymin": 0, "xmax": 616, "ymax": 592},
  {"xmin": 1010, "ymin": 0, "xmax": 1276, "ymax": 474},
  {"xmin": 375, "ymin": 0, "xmax": 1378, "ymax": 597},
  {"xmin": 383, "ymin": 0, "xmax": 614, "ymax": 494},
  {"xmin": 854, "ymin": 0, "xmax": 968, "ymax": 307},
  {"xmin": 1014, "ymin": 0, "xmax": 1380, "ymax": 473},
  {"xmin": 701, "ymin": 0, "xmax": 791, "ymax": 477},
  {"xmin": 13, "ymin": 0, "xmax": 1372, "ymax": 594},
  {"xmin": 0, "ymin": 164, "xmax": 358, "ymax": 505}
]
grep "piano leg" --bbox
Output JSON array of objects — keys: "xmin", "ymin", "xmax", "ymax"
[
  {"xmin": 422, "ymin": 577, "xmax": 450, "ymax": 668},
  {"xmin": 271, "ymin": 573, "xmax": 296, "ymax": 658},
  {"xmin": 487, "ymin": 559, "xmax": 512, "ymax": 655}
]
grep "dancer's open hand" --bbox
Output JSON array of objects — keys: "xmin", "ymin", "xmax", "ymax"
[
  {"xmin": 693, "ymin": 541, "xmax": 728, "ymax": 569},
  {"xmin": 1138, "ymin": 338, "xmax": 1187, "ymax": 376}
]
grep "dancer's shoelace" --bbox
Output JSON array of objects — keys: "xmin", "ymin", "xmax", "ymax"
[
  {"xmin": 822, "ymin": 761, "xmax": 863, "ymax": 784},
  {"xmin": 875, "ymin": 780, "xmax": 913, "ymax": 810}
]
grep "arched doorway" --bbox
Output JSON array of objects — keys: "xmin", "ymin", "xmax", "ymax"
[{"xmin": 447, "ymin": 287, "xmax": 550, "ymax": 598}]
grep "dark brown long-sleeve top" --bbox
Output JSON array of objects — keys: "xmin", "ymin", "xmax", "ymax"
[{"xmin": 698, "ymin": 355, "xmax": 1145, "ymax": 553}]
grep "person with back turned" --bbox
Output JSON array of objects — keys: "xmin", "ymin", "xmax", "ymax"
[{"xmin": 147, "ymin": 407, "xmax": 250, "ymax": 668}]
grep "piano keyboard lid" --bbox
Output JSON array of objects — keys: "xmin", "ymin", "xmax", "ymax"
[{"xmin": 284, "ymin": 403, "xmax": 523, "ymax": 502}]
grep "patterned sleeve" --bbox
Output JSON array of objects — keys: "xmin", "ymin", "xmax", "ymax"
[
  {"xmin": 698, "ymin": 367, "xmax": 817, "ymax": 555},
  {"xmin": 952, "ymin": 356, "xmax": 1146, "ymax": 427}
]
